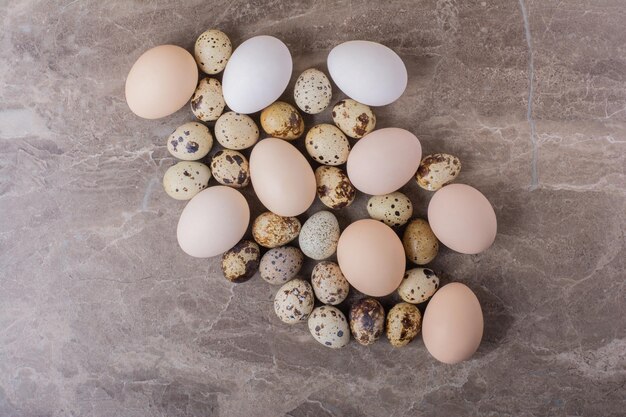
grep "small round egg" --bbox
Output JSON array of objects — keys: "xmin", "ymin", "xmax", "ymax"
[
  {"xmin": 274, "ymin": 278, "xmax": 314, "ymax": 324},
  {"xmin": 214, "ymin": 112, "xmax": 259, "ymax": 150},
  {"xmin": 349, "ymin": 298, "xmax": 385, "ymax": 346},
  {"xmin": 221, "ymin": 240, "xmax": 260, "ymax": 282},
  {"xmin": 305, "ymin": 124, "xmax": 350, "ymax": 166},
  {"xmin": 194, "ymin": 29, "xmax": 232, "ymax": 75},
  {"xmin": 260, "ymin": 101, "xmax": 305, "ymax": 140},
  {"xmin": 311, "ymin": 261, "xmax": 349, "ymax": 305},
  {"xmin": 294, "ymin": 68, "xmax": 332, "ymax": 114},
  {"xmin": 403, "ymin": 219, "xmax": 439, "ymax": 265},
  {"xmin": 259, "ymin": 246, "xmax": 304, "ymax": 285},
  {"xmin": 416, "ymin": 153, "xmax": 462, "ymax": 191},
  {"xmin": 315, "ymin": 166, "xmax": 356, "ymax": 209},
  {"xmin": 252, "ymin": 212, "xmax": 301, "ymax": 248},
  {"xmin": 386, "ymin": 302, "xmax": 422, "ymax": 347},
  {"xmin": 299, "ymin": 211, "xmax": 340, "ymax": 260},
  {"xmin": 191, "ymin": 78, "xmax": 226, "ymax": 121},
  {"xmin": 398, "ymin": 268, "xmax": 440, "ymax": 304},
  {"xmin": 210, "ymin": 149, "xmax": 250, "ymax": 188},
  {"xmin": 163, "ymin": 161, "xmax": 211, "ymax": 200},
  {"xmin": 167, "ymin": 122, "xmax": 213, "ymax": 161},
  {"xmin": 308, "ymin": 306, "xmax": 350, "ymax": 348},
  {"xmin": 367, "ymin": 192, "xmax": 413, "ymax": 227},
  {"xmin": 331, "ymin": 99, "xmax": 376, "ymax": 139}
]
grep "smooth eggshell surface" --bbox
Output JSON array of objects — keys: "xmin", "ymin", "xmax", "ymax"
[
  {"xmin": 422, "ymin": 283, "xmax": 484, "ymax": 364},
  {"xmin": 337, "ymin": 219, "xmax": 405, "ymax": 297},
  {"xmin": 222, "ymin": 36, "xmax": 292, "ymax": 114},
  {"xmin": 427, "ymin": 184, "xmax": 497, "ymax": 254},
  {"xmin": 250, "ymin": 138, "xmax": 316, "ymax": 217},
  {"xmin": 347, "ymin": 128, "xmax": 422, "ymax": 195},
  {"xmin": 177, "ymin": 186, "xmax": 250, "ymax": 258}
]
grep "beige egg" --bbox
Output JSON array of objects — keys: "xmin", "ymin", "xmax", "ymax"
[
  {"xmin": 259, "ymin": 246, "xmax": 304, "ymax": 285},
  {"xmin": 252, "ymin": 212, "xmax": 301, "ymax": 248},
  {"xmin": 167, "ymin": 122, "xmax": 213, "ymax": 161},
  {"xmin": 294, "ymin": 68, "xmax": 332, "ymax": 114},
  {"xmin": 311, "ymin": 261, "xmax": 349, "ymax": 305},
  {"xmin": 386, "ymin": 302, "xmax": 422, "ymax": 347},
  {"xmin": 315, "ymin": 166, "xmax": 356, "ymax": 209},
  {"xmin": 331, "ymin": 99, "xmax": 376, "ymax": 139},
  {"xmin": 210, "ymin": 149, "xmax": 250, "ymax": 188},
  {"xmin": 403, "ymin": 219, "xmax": 439, "ymax": 265},
  {"xmin": 308, "ymin": 306, "xmax": 350, "ymax": 348},
  {"xmin": 299, "ymin": 211, "xmax": 340, "ymax": 260},
  {"xmin": 367, "ymin": 192, "xmax": 413, "ymax": 227},
  {"xmin": 398, "ymin": 268, "xmax": 440, "ymax": 304},
  {"xmin": 349, "ymin": 298, "xmax": 385, "ymax": 346},
  {"xmin": 215, "ymin": 112, "xmax": 259, "ymax": 150},
  {"xmin": 416, "ymin": 153, "xmax": 462, "ymax": 191},
  {"xmin": 191, "ymin": 78, "xmax": 225, "ymax": 121},
  {"xmin": 305, "ymin": 124, "xmax": 350, "ymax": 166},
  {"xmin": 163, "ymin": 161, "xmax": 211, "ymax": 200},
  {"xmin": 260, "ymin": 101, "xmax": 305, "ymax": 140},
  {"xmin": 194, "ymin": 29, "xmax": 232, "ymax": 75},
  {"xmin": 221, "ymin": 240, "xmax": 260, "ymax": 282},
  {"xmin": 274, "ymin": 278, "xmax": 314, "ymax": 324}
]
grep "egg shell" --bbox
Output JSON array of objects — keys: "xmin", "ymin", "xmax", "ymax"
[
  {"xmin": 294, "ymin": 68, "xmax": 332, "ymax": 114},
  {"xmin": 315, "ymin": 166, "xmax": 356, "ymax": 209},
  {"xmin": 386, "ymin": 303, "xmax": 422, "ymax": 347},
  {"xmin": 177, "ymin": 186, "xmax": 250, "ymax": 258},
  {"xmin": 305, "ymin": 124, "xmax": 350, "ymax": 166},
  {"xmin": 163, "ymin": 161, "xmax": 211, "ymax": 200},
  {"xmin": 259, "ymin": 246, "xmax": 304, "ymax": 285},
  {"xmin": 327, "ymin": 40, "xmax": 407, "ymax": 106},
  {"xmin": 347, "ymin": 128, "xmax": 422, "ymax": 195},
  {"xmin": 367, "ymin": 191, "xmax": 413, "ymax": 227},
  {"xmin": 349, "ymin": 298, "xmax": 385, "ymax": 346},
  {"xmin": 274, "ymin": 278, "xmax": 314, "ymax": 324},
  {"xmin": 210, "ymin": 149, "xmax": 250, "ymax": 188},
  {"xmin": 398, "ymin": 268, "xmax": 439, "ymax": 304},
  {"xmin": 191, "ymin": 77, "xmax": 225, "ymax": 122},
  {"xmin": 222, "ymin": 36, "xmax": 292, "ymax": 114},
  {"xmin": 308, "ymin": 306, "xmax": 350, "ymax": 348},
  {"xmin": 402, "ymin": 219, "xmax": 439, "ymax": 265},
  {"xmin": 311, "ymin": 261, "xmax": 349, "ymax": 305},
  {"xmin": 331, "ymin": 99, "xmax": 376, "ymax": 139},
  {"xmin": 252, "ymin": 212, "xmax": 301, "ymax": 249},
  {"xmin": 166, "ymin": 122, "xmax": 213, "ymax": 161},
  {"xmin": 260, "ymin": 101, "xmax": 305, "ymax": 140},
  {"xmin": 221, "ymin": 240, "xmax": 260, "ymax": 282},
  {"xmin": 416, "ymin": 153, "xmax": 462, "ymax": 191},
  {"xmin": 337, "ymin": 219, "xmax": 405, "ymax": 297},
  {"xmin": 299, "ymin": 211, "xmax": 340, "ymax": 260},
  {"xmin": 428, "ymin": 184, "xmax": 497, "ymax": 255},
  {"xmin": 194, "ymin": 29, "xmax": 232, "ymax": 75},
  {"xmin": 422, "ymin": 283, "xmax": 484, "ymax": 364},
  {"xmin": 125, "ymin": 45, "xmax": 198, "ymax": 119},
  {"xmin": 250, "ymin": 138, "xmax": 316, "ymax": 217},
  {"xmin": 215, "ymin": 112, "xmax": 259, "ymax": 150}
]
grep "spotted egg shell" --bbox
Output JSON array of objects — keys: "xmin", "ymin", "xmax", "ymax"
[
  {"xmin": 299, "ymin": 211, "xmax": 340, "ymax": 260},
  {"xmin": 260, "ymin": 101, "xmax": 305, "ymax": 140},
  {"xmin": 398, "ymin": 268, "xmax": 440, "ymax": 304},
  {"xmin": 274, "ymin": 278, "xmax": 314, "ymax": 324},
  {"xmin": 167, "ymin": 122, "xmax": 213, "ymax": 161},
  {"xmin": 215, "ymin": 112, "xmax": 259, "ymax": 150},
  {"xmin": 311, "ymin": 261, "xmax": 349, "ymax": 305},
  {"xmin": 305, "ymin": 124, "xmax": 350, "ymax": 166},
  {"xmin": 367, "ymin": 191, "xmax": 413, "ymax": 227},
  {"xmin": 191, "ymin": 78, "xmax": 226, "ymax": 122},
  {"xmin": 294, "ymin": 68, "xmax": 332, "ymax": 114},
  {"xmin": 308, "ymin": 306, "xmax": 350, "ymax": 348},
  {"xmin": 252, "ymin": 212, "xmax": 301, "ymax": 248},
  {"xmin": 259, "ymin": 246, "xmax": 304, "ymax": 285},
  {"xmin": 349, "ymin": 298, "xmax": 385, "ymax": 346},
  {"xmin": 194, "ymin": 29, "xmax": 232, "ymax": 75},
  {"xmin": 210, "ymin": 149, "xmax": 250, "ymax": 188},
  {"xmin": 386, "ymin": 302, "xmax": 422, "ymax": 347},
  {"xmin": 315, "ymin": 166, "xmax": 356, "ymax": 209},
  {"xmin": 416, "ymin": 153, "xmax": 462, "ymax": 191},
  {"xmin": 163, "ymin": 161, "xmax": 211, "ymax": 200},
  {"xmin": 331, "ymin": 99, "xmax": 376, "ymax": 139},
  {"xmin": 402, "ymin": 219, "xmax": 439, "ymax": 265},
  {"xmin": 221, "ymin": 240, "xmax": 260, "ymax": 282}
]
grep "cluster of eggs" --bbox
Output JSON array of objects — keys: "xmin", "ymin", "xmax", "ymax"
[{"xmin": 125, "ymin": 30, "xmax": 497, "ymax": 364}]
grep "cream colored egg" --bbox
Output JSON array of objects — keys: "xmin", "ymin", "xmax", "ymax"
[
  {"xmin": 163, "ymin": 161, "xmax": 211, "ymax": 200},
  {"xmin": 386, "ymin": 303, "xmax": 422, "ymax": 347},
  {"xmin": 194, "ymin": 29, "xmax": 232, "ymax": 75},
  {"xmin": 398, "ymin": 268, "xmax": 440, "ymax": 304},
  {"xmin": 308, "ymin": 306, "xmax": 350, "ymax": 348},
  {"xmin": 331, "ymin": 99, "xmax": 376, "ymax": 139},
  {"xmin": 259, "ymin": 246, "xmax": 304, "ymax": 285},
  {"xmin": 416, "ymin": 153, "xmax": 462, "ymax": 191},
  {"xmin": 210, "ymin": 149, "xmax": 250, "ymax": 188},
  {"xmin": 215, "ymin": 112, "xmax": 259, "ymax": 150},
  {"xmin": 274, "ymin": 279, "xmax": 314, "ymax": 324},
  {"xmin": 260, "ymin": 101, "xmax": 305, "ymax": 140},
  {"xmin": 403, "ymin": 219, "xmax": 439, "ymax": 265},
  {"xmin": 252, "ymin": 212, "xmax": 301, "ymax": 248},
  {"xmin": 294, "ymin": 68, "xmax": 332, "ymax": 114},
  {"xmin": 367, "ymin": 192, "xmax": 413, "ymax": 227},
  {"xmin": 311, "ymin": 261, "xmax": 349, "ymax": 305},
  {"xmin": 305, "ymin": 124, "xmax": 350, "ymax": 166},
  {"xmin": 166, "ymin": 122, "xmax": 213, "ymax": 161},
  {"xmin": 299, "ymin": 211, "xmax": 340, "ymax": 260},
  {"xmin": 191, "ymin": 78, "xmax": 225, "ymax": 121},
  {"xmin": 221, "ymin": 240, "xmax": 260, "ymax": 282},
  {"xmin": 315, "ymin": 166, "xmax": 356, "ymax": 209}
]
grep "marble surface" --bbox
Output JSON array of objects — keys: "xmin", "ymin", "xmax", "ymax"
[{"xmin": 1, "ymin": 0, "xmax": 625, "ymax": 416}]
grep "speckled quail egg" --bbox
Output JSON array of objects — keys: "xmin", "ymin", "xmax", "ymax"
[
  {"xmin": 349, "ymin": 298, "xmax": 385, "ymax": 346},
  {"xmin": 166, "ymin": 122, "xmax": 213, "ymax": 161},
  {"xmin": 294, "ymin": 68, "xmax": 332, "ymax": 114},
  {"xmin": 252, "ymin": 212, "xmax": 301, "ymax": 248},
  {"xmin": 210, "ymin": 149, "xmax": 250, "ymax": 188},
  {"xmin": 259, "ymin": 246, "xmax": 304, "ymax": 285},
  {"xmin": 308, "ymin": 306, "xmax": 350, "ymax": 348},
  {"xmin": 311, "ymin": 261, "xmax": 349, "ymax": 305},
  {"xmin": 260, "ymin": 101, "xmax": 305, "ymax": 140},
  {"xmin": 221, "ymin": 240, "xmax": 260, "ymax": 282},
  {"xmin": 274, "ymin": 278, "xmax": 314, "ymax": 324},
  {"xmin": 162, "ymin": 161, "xmax": 211, "ymax": 200},
  {"xmin": 299, "ymin": 211, "xmax": 340, "ymax": 260},
  {"xmin": 305, "ymin": 124, "xmax": 350, "ymax": 166},
  {"xmin": 402, "ymin": 219, "xmax": 439, "ymax": 265},
  {"xmin": 367, "ymin": 192, "xmax": 413, "ymax": 227},
  {"xmin": 315, "ymin": 166, "xmax": 356, "ymax": 209},
  {"xmin": 416, "ymin": 153, "xmax": 462, "ymax": 191},
  {"xmin": 331, "ymin": 99, "xmax": 376, "ymax": 139},
  {"xmin": 194, "ymin": 29, "xmax": 232, "ymax": 75},
  {"xmin": 398, "ymin": 268, "xmax": 440, "ymax": 304},
  {"xmin": 214, "ymin": 112, "xmax": 259, "ymax": 150},
  {"xmin": 191, "ymin": 78, "xmax": 226, "ymax": 122},
  {"xmin": 386, "ymin": 302, "xmax": 422, "ymax": 347}
]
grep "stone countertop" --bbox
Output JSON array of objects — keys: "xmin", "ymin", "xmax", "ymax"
[{"xmin": 1, "ymin": 1, "xmax": 624, "ymax": 416}]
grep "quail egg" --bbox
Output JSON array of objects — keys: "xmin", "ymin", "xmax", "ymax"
[
  {"xmin": 214, "ymin": 111, "xmax": 259, "ymax": 150},
  {"xmin": 210, "ymin": 149, "xmax": 250, "ymax": 188},
  {"xmin": 416, "ymin": 153, "xmax": 462, "ymax": 191},
  {"xmin": 162, "ymin": 161, "xmax": 211, "ymax": 200},
  {"xmin": 308, "ymin": 306, "xmax": 350, "ymax": 348},
  {"xmin": 367, "ymin": 192, "xmax": 413, "ymax": 227},
  {"xmin": 221, "ymin": 240, "xmax": 260, "ymax": 282},
  {"xmin": 191, "ymin": 77, "xmax": 225, "ymax": 121},
  {"xmin": 398, "ymin": 268, "xmax": 440, "ymax": 304},
  {"xmin": 299, "ymin": 211, "xmax": 340, "ymax": 260},
  {"xmin": 260, "ymin": 101, "xmax": 305, "ymax": 140},
  {"xmin": 194, "ymin": 29, "xmax": 232, "ymax": 74},
  {"xmin": 331, "ymin": 99, "xmax": 376, "ymax": 139},
  {"xmin": 386, "ymin": 302, "xmax": 422, "ymax": 347},
  {"xmin": 259, "ymin": 246, "xmax": 304, "ymax": 285},
  {"xmin": 315, "ymin": 166, "xmax": 356, "ymax": 209},
  {"xmin": 274, "ymin": 278, "xmax": 314, "ymax": 324},
  {"xmin": 349, "ymin": 298, "xmax": 385, "ymax": 346},
  {"xmin": 252, "ymin": 212, "xmax": 301, "ymax": 248},
  {"xmin": 311, "ymin": 261, "xmax": 349, "ymax": 305},
  {"xmin": 402, "ymin": 219, "xmax": 439, "ymax": 265},
  {"xmin": 294, "ymin": 68, "xmax": 332, "ymax": 114},
  {"xmin": 166, "ymin": 122, "xmax": 213, "ymax": 161},
  {"xmin": 305, "ymin": 124, "xmax": 350, "ymax": 166}
]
